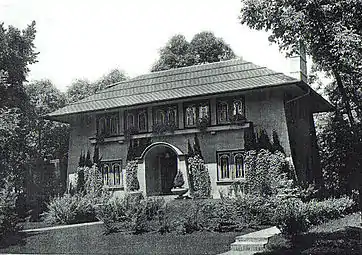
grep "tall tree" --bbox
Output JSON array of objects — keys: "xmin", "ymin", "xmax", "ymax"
[
  {"xmin": 239, "ymin": 0, "xmax": 362, "ymax": 207},
  {"xmin": 0, "ymin": 21, "xmax": 38, "ymax": 189},
  {"xmin": 151, "ymin": 31, "xmax": 236, "ymax": 72}
]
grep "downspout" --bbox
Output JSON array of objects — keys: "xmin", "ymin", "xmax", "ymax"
[{"xmin": 285, "ymin": 87, "xmax": 311, "ymax": 184}]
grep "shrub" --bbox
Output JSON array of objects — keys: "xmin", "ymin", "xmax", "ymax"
[
  {"xmin": 196, "ymin": 116, "xmax": 209, "ymax": 132},
  {"xmin": 187, "ymin": 155, "xmax": 211, "ymax": 198},
  {"xmin": 304, "ymin": 196, "xmax": 355, "ymax": 225},
  {"xmin": 83, "ymin": 165, "xmax": 103, "ymax": 197},
  {"xmin": 173, "ymin": 170, "xmax": 185, "ymax": 188},
  {"xmin": 0, "ymin": 180, "xmax": 19, "ymax": 240},
  {"xmin": 97, "ymin": 195, "xmax": 165, "ymax": 234},
  {"xmin": 125, "ymin": 161, "xmax": 140, "ymax": 191},
  {"xmin": 272, "ymin": 198, "xmax": 310, "ymax": 236},
  {"xmin": 43, "ymin": 193, "xmax": 98, "ymax": 225}
]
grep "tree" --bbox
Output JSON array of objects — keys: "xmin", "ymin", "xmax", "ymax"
[
  {"xmin": 151, "ymin": 31, "xmax": 236, "ymax": 72},
  {"xmin": 66, "ymin": 69, "xmax": 127, "ymax": 104},
  {"xmin": 0, "ymin": 21, "xmax": 38, "ymax": 190},
  {"xmin": 239, "ymin": 0, "xmax": 362, "ymax": 208}
]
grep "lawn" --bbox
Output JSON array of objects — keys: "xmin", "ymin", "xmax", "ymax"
[
  {"xmin": 0, "ymin": 223, "xmax": 247, "ymax": 254},
  {"xmin": 257, "ymin": 213, "xmax": 361, "ymax": 255}
]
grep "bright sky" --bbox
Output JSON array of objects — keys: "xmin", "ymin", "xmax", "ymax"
[{"xmin": 1, "ymin": 0, "xmax": 293, "ymax": 92}]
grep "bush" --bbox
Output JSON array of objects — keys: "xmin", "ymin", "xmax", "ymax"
[
  {"xmin": 97, "ymin": 195, "xmax": 165, "ymax": 234},
  {"xmin": 272, "ymin": 198, "xmax": 310, "ymax": 236},
  {"xmin": 188, "ymin": 155, "xmax": 211, "ymax": 198},
  {"xmin": 125, "ymin": 161, "xmax": 140, "ymax": 191},
  {"xmin": 83, "ymin": 165, "xmax": 103, "ymax": 196},
  {"xmin": 43, "ymin": 193, "xmax": 98, "ymax": 225},
  {"xmin": 304, "ymin": 196, "xmax": 355, "ymax": 225},
  {"xmin": 0, "ymin": 181, "xmax": 19, "ymax": 240}
]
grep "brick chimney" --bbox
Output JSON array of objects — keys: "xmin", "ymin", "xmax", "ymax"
[{"xmin": 289, "ymin": 42, "xmax": 307, "ymax": 83}]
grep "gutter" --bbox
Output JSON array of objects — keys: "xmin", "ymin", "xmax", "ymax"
[{"xmin": 285, "ymin": 87, "xmax": 311, "ymax": 104}]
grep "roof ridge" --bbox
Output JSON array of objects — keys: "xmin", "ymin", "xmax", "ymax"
[{"xmin": 103, "ymin": 57, "xmax": 244, "ymax": 90}]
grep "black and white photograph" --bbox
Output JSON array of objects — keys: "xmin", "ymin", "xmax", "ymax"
[{"xmin": 0, "ymin": 0, "xmax": 361, "ymax": 254}]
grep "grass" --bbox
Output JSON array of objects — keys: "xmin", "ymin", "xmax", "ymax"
[
  {"xmin": 257, "ymin": 213, "xmax": 361, "ymax": 255},
  {"xmin": 0, "ymin": 224, "xmax": 246, "ymax": 254}
]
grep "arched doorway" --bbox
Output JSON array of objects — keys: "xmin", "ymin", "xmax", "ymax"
[{"xmin": 144, "ymin": 145, "xmax": 178, "ymax": 195}]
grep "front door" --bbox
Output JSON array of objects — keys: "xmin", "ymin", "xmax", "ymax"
[{"xmin": 160, "ymin": 152, "xmax": 177, "ymax": 194}]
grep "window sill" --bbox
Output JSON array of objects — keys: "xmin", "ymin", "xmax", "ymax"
[
  {"xmin": 216, "ymin": 178, "xmax": 246, "ymax": 185},
  {"xmin": 103, "ymin": 185, "xmax": 124, "ymax": 191},
  {"xmin": 89, "ymin": 122, "xmax": 251, "ymax": 144}
]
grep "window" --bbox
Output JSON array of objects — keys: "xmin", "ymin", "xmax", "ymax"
[
  {"xmin": 167, "ymin": 107, "xmax": 177, "ymax": 125},
  {"xmin": 233, "ymin": 99, "xmax": 244, "ymax": 116},
  {"xmin": 234, "ymin": 153, "xmax": 245, "ymax": 179},
  {"xmin": 138, "ymin": 111, "xmax": 147, "ymax": 131},
  {"xmin": 101, "ymin": 160, "xmax": 123, "ymax": 188},
  {"xmin": 185, "ymin": 106, "xmax": 196, "ymax": 127},
  {"xmin": 217, "ymin": 102, "xmax": 229, "ymax": 123},
  {"xmin": 97, "ymin": 114, "xmax": 119, "ymax": 137},
  {"xmin": 217, "ymin": 150, "xmax": 245, "ymax": 181},
  {"xmin": 127, "ymin": 113, "xmax": 135, "ymax": 128},
  {"xmin": 155, "ymin": 109, "xmax": 166, "ymax": 124},
  {"xmin": 199, "ymin": 105, "xmax": 209, "ymax": 119}
]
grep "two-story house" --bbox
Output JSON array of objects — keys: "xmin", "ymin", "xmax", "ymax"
[{"xmin": 46, "ymin": 57, "xmax": 332, "ymax": 198}]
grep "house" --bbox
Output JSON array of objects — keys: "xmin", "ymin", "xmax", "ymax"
[{"xmin": 46, "ymin": 56, "xmax": 332, "ymax": 198}]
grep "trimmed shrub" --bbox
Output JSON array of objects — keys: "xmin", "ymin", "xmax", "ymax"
[
  {"xmin": 83, "ymin": 165, "xmax": 103, "ymax": 197},
  {"xmin": 125, "ymin": 161, "xmax": 140, "ymax": 191},
  {"xmin": 188, "ymin": 155, "xmax": 211, "ymax": 198},
  {"xmin": 43, "ymin": 194, "xmax": 98, "ymax": 225},
  {"xmin": 0, "ymin": 180, "xmax": 19, "ymax": 240}
]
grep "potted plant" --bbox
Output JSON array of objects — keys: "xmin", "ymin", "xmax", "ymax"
[{"xmin": 171, "ymin": 170, "xmax": 188, "ymax": 199}]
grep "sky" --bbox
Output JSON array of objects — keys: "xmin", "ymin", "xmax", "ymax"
[{"xmin": 1, "ymin": 0, "xmax": 294, "ymax": 92}]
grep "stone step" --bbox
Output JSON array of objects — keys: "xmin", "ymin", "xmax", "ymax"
[
  {"xmin": 235, "ymin": 236, "xmax": 269, "ymax": 243},
  {"xmin": 230, "ymin": 240, "xmax": 266, "ymax": 252}
]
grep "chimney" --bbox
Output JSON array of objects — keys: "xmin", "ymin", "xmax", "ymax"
[{"xmin": 289, "ymin": 42, "xmax": 307, "ymax": 83}]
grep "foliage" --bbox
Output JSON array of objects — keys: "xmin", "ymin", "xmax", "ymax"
[
  {"xmin": 151, "ymin": 31, "xmax": 236, "ymax": 72},
  {"xmin": 187, "ymin": 139, "xmax": 194, "ymax": 157},
  {"xmin": 83, "ymin": 165, "xmax": 103, "ymax": 197},
  {"xmin": 192, "ymin": 134, "xmax": 203, "ymax": 159},
  {"xmin": 229, "ymin": 113, "xmax": 247, "ymax": 125},
  {"xmin": 0, "ymin": 179, "xmax": 20, "ymax": 240},
  {"xmin": 76, "ymin": 167, "xmax": 85, "ymax": 194},
  {"xmin": 43, "ymin": 193, "xmax": 98, "ymax": 225},
  {"xmin": 187, "ymin": 155, "xmax": 211, "ymax": 199},
  {"xmin": 152, "ymin": 122, "xmax": 176, "ymax": 135},
  {"xmin": 124, "ymin": 125, "xmax": 139, "ymax": 141},
  {"xmin": 196, "ymin": 116, "xmax": 209, "ymax": 132},
  {"xmin": 125, "ymin": 161, "xmax": 140, "ymax": 191},
  {"xmin": 173, "ymin": 170, "xmax": 185, "ymax": 188},
  {"xmin": 66, "ymin": 69, "xmax": 127, "ymax": 103},
  {"xmin": 244, "ymin": 149, "xmax": 293, "ymax": 196},
  {"xmin": 272, "ymin": 198, "xmax": 310, "ymax": 236},
  {"xmin": 97, "ymin": 195, "xmax": 165, "ymax": 234},
  {"xmin": 85, "ymin": 150, "xmax": 92, "ymax": 168}
]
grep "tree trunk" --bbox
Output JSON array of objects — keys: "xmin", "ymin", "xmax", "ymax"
[{"xmin": 332, "ymin": 70, "xmax": 361, "ymax": 222}]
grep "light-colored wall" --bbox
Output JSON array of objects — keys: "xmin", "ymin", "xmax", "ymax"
[{"xmin": 66, "ymin": 87, "xmax": 293, "ymax": 196}]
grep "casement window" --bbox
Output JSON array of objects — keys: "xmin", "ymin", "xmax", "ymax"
[
  {"xmin": 97, "ymin": 114, "xmax": 119, "ymax": 137},
  {"xmin": 127, "ymin": 113, "xmax": 135, "ymax": 128},
  {"xmin": 217, "ymin": 150, "xmax": 245, "ymax": 181},
  {"xmin": 185, "ymin": 106, "xmax": 197, "ymax": 127},
  {"xmin": 185, "ymin": 101, "xmax": 210, "ymax": 127},
  {"xmin": 155, "ymin": 109, "xmax": 166, "ymax": 124},
  {"xmin": 233, "ymin": 99, "xmax": 244, "ymax": 116},
  {"xmin": 167, "ymin": 107, "xmax": 177, "ymax": 125},
  {"xmin": 101, "ymin": 160, "xmax": 123, "ymax": 188},
  {"xmin": 138, "ymin": 111, "xmax": 147, "ymax": 131},
  {"xmin": 217, "ymin": 101, "xmax": 229, "ymax": 123}
]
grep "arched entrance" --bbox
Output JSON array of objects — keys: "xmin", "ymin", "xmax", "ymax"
[
  {"xmin": 145, "ymin": 146, "xmax": 177, "ymax": 195},
  {"xmin": 137, "ymin": 142, "xmax": 189, "ymax": 196}
]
